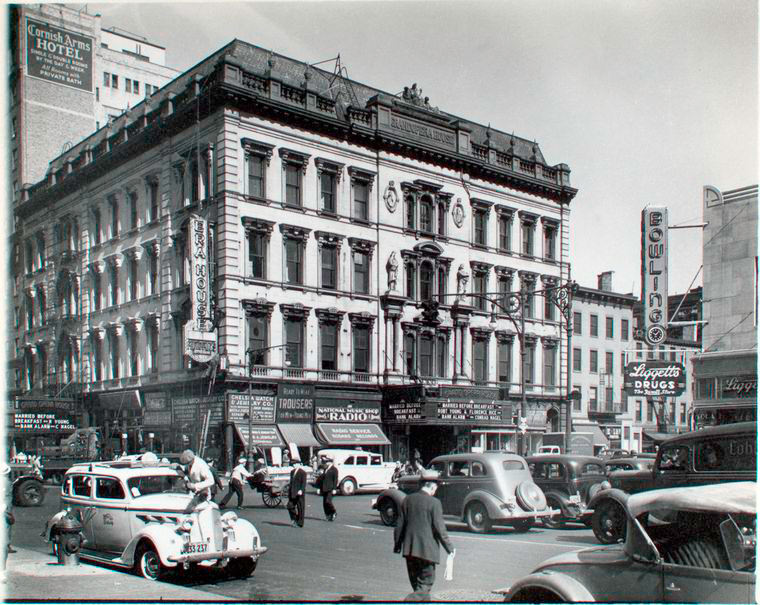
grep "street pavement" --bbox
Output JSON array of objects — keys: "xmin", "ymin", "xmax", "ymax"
[{"xmin": 6, "ymin": 484, "xmax": 597, "ymax": 601}]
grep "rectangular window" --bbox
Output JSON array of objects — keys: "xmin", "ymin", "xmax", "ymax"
[
  {"xmin": 148, "ymin": 323, "xmax": 158, "ymax": 373},
  {"xmin": 573, "ymin": 311, "xmax": 582, "ymax": 334},
  {"xmin": 524, "ymin": 282, "xmax": 535, "ymax": 319},
  {"xmin": 590, "ymin": 349, "xmax": 598, "ymax": 373},
  {"xmin": 473, "ymin": 339, "xmax": 488, "ymax": 383},
  {"xmin": 248, "ymin": 155, "xmax": 265, "ymax": 199},
  {"xmin": 93, "ymin": 209, "xmax": 101, "ymax": 246},
  {"xmin": 320, "ymin": 323, "xmax": 338, "ymax": 371},
  {"xmin": 110, "ymin": 267, "xmax": 119, "ymax": 306},
  {"xmin": 112, "ymin": 74, "xmax": 118, "ymax": 89},
  {"xmin": 573, "ymin": 347, "xmax": 582, "ymax": 372},
  {"xmin": 190, "ymin": 159, "xmax": 200, "ymax": 202},
  {"xmin": 111, "ymin": 199, "xmax": 119, "ymax": 238},
  {"xmin": 127, "ymin": 330, "xmax": 138, "ymax": 376},
  {"xmin": 620, "ymin": 352, "xmax": 626, "ymax": 375},
  {"xmin": 498, "ymin": 214, "xmax": 511, "ymax": 251},
  {"xmin": 103, "ymin": 72, "xmax": 110, "ymax": 87},
  {"xmin": 605, "ymin": 351, "xmax": 614, "ymax": 375},
  {"xmin": 573, "ymin": 385, "xmax": 582, "ymax": 410},
  {"xmin": 353, "ymin": 180, "xmax": 369, "ymax": 221},
  {"xmin": 285, "ymin": 318, "xmax": 303, "ymax": 368},
  {"xmin": 284, "ymin": 239, "xmax": 303, "ymax": 285},
  {"xmin": 474, "ymin": 210, "xmax": 487, "ymax": 246},
  {"xmin": 284, "ymin": 164, "xmax": 301, "ymax": 207},
  {"xmin": 589, "ymin": 386, "xmax": 598, "ymax": 411},
  {"xmin": 544, "ymin": 346, "xmax": 556, "ymax": 387},
  {"xmin": 525, "ymin": 343, "xmax": 535, "ymax": 384},
  {"xmin": 605, "ymin": 387, "xmax": 614, "ymax": 411},
  {"xmin": 125, "ymin": 78, "xmax": 132, "ymax": 93},
  {"xmin": 247, "ymin": 315, "xmax": 268, "ymax": 366},
  {"xmin": 497, "ymin": 276, "xmax": 510, "ymax": 310},
  {"xmin": 621, "ymin": 319, "xmax": 629, "ymax": 341},
  {"xmin": 129, "ymin": 258, "xmax": 138, "ymax": 301},
  {"xmin": 149, "ymin": 181, "xmax": 159, "ymax": 221},
  {"xmin": 133, "ymin": 80, "xmax": 140, "ymax": 95},
  {"xmin": 606, "ymin": 316, "xmax": 614, "ymax": 339},
  {"xmin": 110, "ymin": 335, "xmax": 120, "ymax": 379},
  {"xmin": 248, "ymin": 232, "xmax": 267, "ymax": 280},
  {"xmin": 522, "ymin": 222, "xmax": 534, "ymax": 255},
  {"xmin": 437, "ymin": 204, "xmax": 446, "ymax": 236},
  {"xmin": 437, "ymin": 334, "xmax": 448, "ymax": 377},
  {"xmin": 405, "ymin": 333, "xmax": 416, "ymax": 375},
  {"xmin": 93, "ymin": 273, "xmax": 102, "ymax": 311},
  {"xmin": 473, "ymin": 273, "xmax": 487, "ymax": 311},
  {"xmin": 320, "ymin": 172, "xmax": 336, "ymax": 213},
  {"xmin": 544, "ymin": 292, "xmax": 555, "ymax": 320},
  {"xmin": 419, "ymin": 335, "xmax": 434, "ymax": 377},
  {"xmin": 420, "ymin": 198, "xmax": 433, "ymax": 233},
  {"xmin": 646, "ymin": 401, "xmax": 654, "ymax": 422},
  {"xmin": 353, "ymin": 325, "xmax": 370, "ymax": 373},
  {"xmin": 406, "ymin": 196, "xmax": 416, "ymax": 230},
  {"xmin": 680, "ymin": 402, "xmax": 687, "ymax": 425},
  {"xmin": 129, "ymin": 192, "xmax": 138, "ymax": 230},
  {"xmin": 498, "ymin": 339, "xmax": 512, "ymax": 383},
  {"xmin": 544, "ymin": 227, "xmax": 556, "ymax": 260},
  {"xmin": 353, "ymin": 251, "xmax": 369, "ymax": 294},
  {"xmin": 636, "ymin": 400, "xmax": 642, "ymax": 422},
  {"xmin": 321, "ymin": 247, "xmax": 337, "ymax": 290},
  {"xmin": 590, "ymin": 314, "xmax": 598, "ymax": 337}
]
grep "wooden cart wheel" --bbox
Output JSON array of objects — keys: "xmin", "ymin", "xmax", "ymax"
[{"xmin": 262, "ymin": 490, "xmax": 282, "ymax": 508}]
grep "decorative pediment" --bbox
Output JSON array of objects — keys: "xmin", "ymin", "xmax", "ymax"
[
  {"xmin": 280, "ymin": 303, "xmax": 311, "ymax": 319},
  {"xmin": 412, "ymin": 241, "xmax": 443, "ymax": 257},
  {"xmin": 242, "ymin": 298, "xmax": 275, "ymax": 318},
  {"xmin": 242, "ymin": 217, "xmax": 275, "ymax": 234},
  {"xmin": 315, "ymin": 307, "xmax": 345, "ymax": 324},
  {"xmin": 279, "ymin": 224, "xmax": 311, "ymax": 240}
]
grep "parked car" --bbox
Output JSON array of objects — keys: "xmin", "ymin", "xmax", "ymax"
[
  {"xmin": 526, "ymin": 455, "xmax": 606, "ymax": 529},
  {"xmin": 589, "ymin": 422, "xmax": 757, "ymax": 544},
  {"xmin": 535, "ymin": 446, "xmax": 561, "ymax": 455},
  {"xmin": 10, "ymin": 461, "xmax": 45, "ymax": 506},
  {"xmin": 597, "ymin": 448, "xmax": 630, "ymax": 460},
  {"xmin": 372, "ymin": 453, "xmax": 556, "ymax": 533},
  {"xmin": 603, "ymin": 457, "xmax": 654, "ymax": 474},
  {"xmin": 497, "ymin": 481, "xmax": 756, "ymax": 603},
  {"xmin": 310, "ymin": 449, "xmax": 396, "ymax": 495},
  {"xmin": 44, "ymin": 457, "xmax": 267, "ymax": 581}
]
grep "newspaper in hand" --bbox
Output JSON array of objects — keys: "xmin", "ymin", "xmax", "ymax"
[{"xmin": 444, "ymin": 550, "xmax": 455, "ymax": 581}]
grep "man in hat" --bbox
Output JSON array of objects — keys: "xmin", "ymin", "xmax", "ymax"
[
  {"xmin": 1, "ymin": 463, "xmax": 15, "ymax": 569},
  {"xmin": 393, "ymin": 469, "xmax": 455, "ymax": 600},
  {"xmin": 319, "ymin": 455, "xmax": 339, "ymax": 521},
  {"xmin": 220, "ymin": 457, "xmax": 252, "ymax": 509},
  {"xmin": 287, "ymin": 460, "xmax": 308, "ymax": 527},
  {"xmin": 179, "ymin": 449, "xmax": 215, "ymax": 511}
]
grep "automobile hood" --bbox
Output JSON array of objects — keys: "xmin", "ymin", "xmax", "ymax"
[
  {"xmin": 628, "ymin": 481, "xmax": 756, "ymax": 517},
  {"xmin": 535, "ymin": 545, "xmax": 627, "ymax": 571},
  {"xmin": 130, "ymin": 492, "xmax": 196, "ymax": 512}
]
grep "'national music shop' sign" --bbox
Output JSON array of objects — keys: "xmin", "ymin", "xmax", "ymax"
[
  {"xmin": 624, "ymin": 361, "xmax": 686, "ymax": 397},
  {"xmin": 641, "ymin": 206, "xmax": 668, "ymax": 345}
]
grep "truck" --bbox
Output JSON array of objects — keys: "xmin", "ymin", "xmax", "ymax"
[
  {"xmin": 36, "ymin": 427, "xmax": 101, "ymax": 482},
  {"xmin": 540, "ymin": 432, "xmax": 595, "ymax": 456}
]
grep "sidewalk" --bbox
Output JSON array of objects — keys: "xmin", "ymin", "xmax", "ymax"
[{"xmin": 3, "ymin": 547, "xmax": 234, "ymax": 602}]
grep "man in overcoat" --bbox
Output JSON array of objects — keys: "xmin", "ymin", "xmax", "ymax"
[
  {"xmin": 287, "ymin": 460, "xmax": 307, "ymax": 527},
  {"xmin": 393, "ymin": 469, "xmax": 455, "ymax": 599},
  {"xmin": 320, "ymin": 455, "xmax": 339, "ymax": 521}
]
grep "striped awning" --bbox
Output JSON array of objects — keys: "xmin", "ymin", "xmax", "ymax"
[{"xmin": 277, "ymin": 423, "xmax": 321, "ymax": 448}]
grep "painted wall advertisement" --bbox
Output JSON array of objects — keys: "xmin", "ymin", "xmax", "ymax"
[
  {"xmin": 26, "ymin": 18, "xmax": 93, "ymax": 92},
  {"xmin": 184, "ymin": 216, "xmax": 217, "ymax": 362},
  {"xmin": 641, "ymin": 206, "xmax": 668, "ymax": 345}
]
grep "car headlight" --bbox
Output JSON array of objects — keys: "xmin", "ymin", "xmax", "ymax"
[
  {"xmin": 600, "ymin": 480, "xmax": 611, "ymax": 491},
  {"xmin": 176, "ymin": 516, "xmax": 194, "ymax": 533},
  {"xmin": 221, "ymin": 511, "xmax": 238, "ymax": 529}
]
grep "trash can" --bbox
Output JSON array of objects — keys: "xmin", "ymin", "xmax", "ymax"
[{"xmin": 54, "ymin": 514, "xmax": 83, "ymax": 566}]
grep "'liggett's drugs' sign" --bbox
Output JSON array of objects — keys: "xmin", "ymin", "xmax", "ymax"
[{"xmin": 624, "ymin": 361, "xmax": 686, "ymax": 397}]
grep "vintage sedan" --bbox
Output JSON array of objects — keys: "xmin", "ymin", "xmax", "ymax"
[
  {"xmin": 44, "ymin": 457, "xmax": 267, "ymax": 581},
  {"xmin": 603, "ymin": 457, "xmax": 654, "ymax": 474},
  {"xmin": 526, "ymin": 455, "xmax": 606, "ymax": 529},
  {"xmin": 498, "ymin": 481, "xmax": 756, "ymax": 603},
  {"xmin": 372, "ymin": 453, "xmax": 556, "ymax": 533}
]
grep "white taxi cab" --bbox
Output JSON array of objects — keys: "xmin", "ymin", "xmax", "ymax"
[{"xmin": 44, "ymin": 457, "xmax": 267, "ymax": 581}]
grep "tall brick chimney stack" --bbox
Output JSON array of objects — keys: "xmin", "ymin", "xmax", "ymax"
[{"xmin": 597, "ymin": 271, "xmax": 614, "ymax": 292}]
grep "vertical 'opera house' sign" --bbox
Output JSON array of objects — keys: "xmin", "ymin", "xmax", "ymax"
[
  {"xmin": 185, "ymin": 216, "xmax": 217, "ymax": 362},
  {"xmin": 26, "ymin": 18, "xmax": 93, "ymax": 92},
  {"xmin": 641, "ymin": 206, "xmax": 668, "ymax": 345}
]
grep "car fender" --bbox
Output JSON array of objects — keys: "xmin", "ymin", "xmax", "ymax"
[
  {"xmin": 44, "ymin": 510, "xmax": 71, "ymax": 541},
  {"xmin": 373, "ymin": 487, "xmax": 405, "ymax": 510},
  {"xmin": 122, "ymin": 523, "xmax": 184, "ymax": 568},
  {"xmin": 462, "ymin": 490, "xmax": 504, "ymax": 520},
  {"xmin": 542, "ymin": 490, "xmax": 573, "ymax": 514},
  {"xmin": 506, "ymin": 571, "xmax": 596, "ymax": 602},
  {"xmin": 226, "ymin": 517, "xmax": 260, "ymax": 550},
  {"xmin": 587, "ymin": 487, "xmax": 629, "ymax": 511}
]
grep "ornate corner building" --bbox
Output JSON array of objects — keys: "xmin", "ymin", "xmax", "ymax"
[{"xmin": 10, "ymin": 37, "xmax": 578, "ymax": 466}]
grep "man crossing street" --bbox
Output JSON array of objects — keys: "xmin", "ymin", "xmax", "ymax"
[
  {"xmin": 287, "ymin": 460, "xmax": 307, "ymax": 528},
  {"xmin": 220, "ymin": 457, "xmax": 252, "ymax": 509},
  {"xmin": 320, "ymin": 455, "xmax": 339, "ymax": 521}
]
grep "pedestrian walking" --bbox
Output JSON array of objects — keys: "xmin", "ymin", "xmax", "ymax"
[
  {"xmin": 287, "ymin": 460, "xmax": 307, "ymax": 527},
  {"xmin": 208, "ymin": 459, "xmax": 224, "ymax": 501},
  {"xmin": 393, "ymin": 469, "xmax": 455, "ymax": 600},
  {"xmin": 179, "ymin": 449, "xmax": 215, "ymax": 512},
  {"xmin": 320, "ymin": 455, "xmax": 339, "ymax": 521},
  {"xmin": 220, "ymin": 457, "xmax": 252, "ymax": 509},
  {"xmin": 2, "ymin": 464, "xmax": 15, "ymax": 572}
]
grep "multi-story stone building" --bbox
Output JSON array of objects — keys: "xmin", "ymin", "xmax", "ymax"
[
  {"xmin": 691, "ymin": 184, "xmax": 758, "ymax": 428},
  {"xmin": 11, "ymin": 39, "xmax": 577, "ymax": 468}
]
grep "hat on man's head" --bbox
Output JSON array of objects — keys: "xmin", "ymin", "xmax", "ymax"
[
  {"xmin": 257, "ymin": 458, "xmax": 265, "ymax": 464},
  {"xmin": 238, "ymin": 458, "xmax": 247, "ymax": 464},
  {"xmin": 322, "ymin": 454, "xmax": 333, "ymax": 462},
  {"xmin": 179, "ymin": 449, "xmax": 195, "ymax": 464},
  {"xmin": 420, "ymin": 469, "xmax": 440, "ymax": 482}
]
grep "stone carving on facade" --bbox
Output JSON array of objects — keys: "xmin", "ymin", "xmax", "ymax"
[
  {"xmin": 383, "ymin": 181, "xmax": 399, "ymax": 213},
  {"xmin": 456, "ymin": 264, "xmax": 470, "ymax": 302},
  {"xmin": 452, "ymin": 198, "xmax": 465, "ymax": 228},
  {"xmin": 401, "ymin": 83, "xmax": 434, "ymax": 110},
  {"xmin": 386, "ymin": 251, "xmax": 399, "ymax": 293}
]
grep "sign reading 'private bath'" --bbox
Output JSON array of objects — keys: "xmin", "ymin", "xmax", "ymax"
[
  {"xmin": 624, "ymin": 361, "xmax": 686, "ymax": 397},
  {"xmin": 26, "ymin": 19, "xmax": 93, "ymax": 92}
]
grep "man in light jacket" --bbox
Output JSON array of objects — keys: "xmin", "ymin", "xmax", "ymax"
[
  {"xmin": 179, "ymin": 449, "xmax": 215, "ymax": 511},
  {"xmin": 220, "ymin": 457, "xmax": 252, "ymax": 509}
]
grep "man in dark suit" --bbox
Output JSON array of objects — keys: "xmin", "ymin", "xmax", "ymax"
[
  {"xmin": 393, "ymin": 469, "xmax": 455, "ymax": 600},
  {"xmin": 287, "ymin": 460, "xmax": 307, "ymax": 527},
  {"xmin": 320, "ymin": 455, "xmax": 339, "ymax": 521}
]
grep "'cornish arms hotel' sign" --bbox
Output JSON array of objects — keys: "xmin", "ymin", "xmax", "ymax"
[{"xmin": 26, "ymin": 19, "xmax": 93, "ymax": 92}]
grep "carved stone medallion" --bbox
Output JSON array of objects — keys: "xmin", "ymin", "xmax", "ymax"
[
  {"xmin": 384, "ymin": 181, "xmax": 399, "ymax": 213},
  {"xmin": 452, "ymin": 198, "xmax": 465, "ymax": 228}
]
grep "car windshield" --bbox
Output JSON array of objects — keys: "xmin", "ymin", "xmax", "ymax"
[
  {"xmin": 580, "ymin": 463, "xmax": 605, "ymax": 476},
  {"xmin": 502, "ymin": 460, "xmax": 525, "ymax": 471},
  {"xmin": 126, "ymin": 473, "xmax": 186, "ymax": 497}
]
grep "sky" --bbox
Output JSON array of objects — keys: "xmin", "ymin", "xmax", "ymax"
[{"xmin": 87, "ymin": 0, "xmax": 758, "ymax": 296}]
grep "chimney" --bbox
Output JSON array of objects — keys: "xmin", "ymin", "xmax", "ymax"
[{"xmin": 597, "ymin": 271, "xmax": 613, "ymax": 292}]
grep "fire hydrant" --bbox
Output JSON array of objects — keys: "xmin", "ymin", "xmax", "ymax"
[{"xmin": 54, "ymin": 514, "xmax": 83, "ymax": 566}]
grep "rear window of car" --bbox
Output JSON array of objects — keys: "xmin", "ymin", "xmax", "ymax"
[
  {"xmin": 355, "ymin": 456, "xmax": 368, "ymax": 466},
  {"xmin": 606, "ymin": 462, "xmax": 633, "ymax": 472},
  {"xmin": 581, "ymin": 463, "xmax": 605, "ymax": 476},
  {"xmin": 448, "ymin": 461, "xmax": 470, "ymax": 477},
  {"xmin": 502, "ymin": 460, "xmax": 526, "ymax": 471},
  {"xmin": 126, "ymin": 474, "xmax": 185, "ymax": 497},
  {"xmin": 344, "ymin": 456, "xmax": 355, "ymax": 465},
  {"xmin": 370, "ymin": 455, "xmax": 382, "ymax": 466},
  {"xmin": 71, "ymin": 475, "xmax": 92, "ymax": 497}
]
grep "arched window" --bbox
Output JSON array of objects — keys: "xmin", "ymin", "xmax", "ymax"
[
  {"xmin": 406, "ymin": 262, "xmax": 417, "ymax": 300},
  {"xmin": 420, "ymin": 261, "xmax": 434, "ymax": 301}
]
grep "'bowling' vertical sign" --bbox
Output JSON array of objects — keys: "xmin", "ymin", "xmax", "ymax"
[{"xmin": 641, "ymin": 207, "xmax": 668, "ymax": 346}]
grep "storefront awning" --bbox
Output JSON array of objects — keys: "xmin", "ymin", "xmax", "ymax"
[
  {"xmin": 234, "ymin": 424, "xmax": 284, "ymax": 448},
  {"xmin": 98, "ymin": 390, "xmax": 142, "ymax": 410},
  {"xmin": 277, "ymin": 423, "xmax": 321, "ymax": 448},
  {"xmin": 573, "ymin": 422, "xmax": 610, "ymax": 447},
  {"xmin": 642, "ymin": 430, "xmax": 675, "ymax": 444},
  {"xmin": 316, "ymin": 423, "xmax": 391, "ymax": 446}
]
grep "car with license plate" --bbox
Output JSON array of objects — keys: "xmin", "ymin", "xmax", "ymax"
[
  {"xmin": 526, "ymin": 455, "xmax": 606, "ymax": 529},
  {"xmin": 310, "ymin": 449, "xmax": 396, "ymax": 495},
  {"xmin": 588, "ymin": 422, "xmax": 757, "ymax": 544},
  {"xmin": 372, "ymin": 453, "xmax": 556, "ymax": 533},
  {"xmin": 497, "ymin": 481, "xmax": 756, "ymax": 603},
  {"xmin": 43, "ymin": 457, "xmax": 267, "ymax": 581}
]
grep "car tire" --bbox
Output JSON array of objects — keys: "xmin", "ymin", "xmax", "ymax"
[
  {"xmin": 515, "ymin": 481, "xmax": 547, "ymax": 512},
  {"xmin": 591, "ymin": 499, "xmax": 626, "ymax": 544},
  {"xmin": 465, "ymin": 501, "xmax": 492, "ymax": 533},
  {"xmin": 16, "ymin": 479, "xmax": 45, "ymax": 507},
  {"xmin": 512, "ymin": 518, "xmax": 533, "ymax": 532},
  {"xmin": 136, "ymin": 543, "xmax": 166, "ymax": 581},
  {"xmin": 227, "ymin": 557, "xmax": 257, "ymax": 578},
  {"xmin": 340, "ymin": 478, "xmax": 357, "ymax": 496},
  {"xmin": 541, "ymin": 496, "xmax": 565, "ymax": 529},
  {"xmin": 379, "ymin": 498, "xmax": 398, "ymax": 527},
  {"xmin": 587, "ymin": 483, "xmax": 603, "ymax": 501}
]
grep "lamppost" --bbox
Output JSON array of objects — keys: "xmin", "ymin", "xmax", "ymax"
[{"xmin": 432, "ymin": 278, "xmax": 577, "ymax": 456}]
